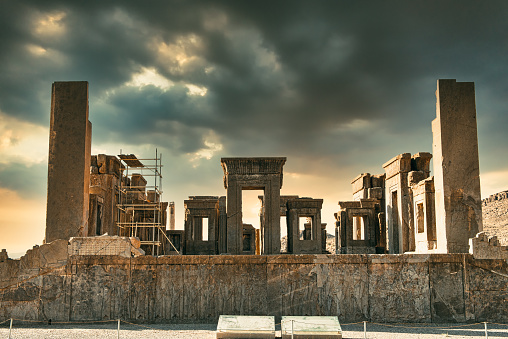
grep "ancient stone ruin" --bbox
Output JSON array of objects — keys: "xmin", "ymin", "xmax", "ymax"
[
  {"xmin": 336, "ymin": 80, "xmax": 483, "ymax": 256},
  {"xmin": 1, "ymin": 79, "xmax": 507, "ymax": 325}
]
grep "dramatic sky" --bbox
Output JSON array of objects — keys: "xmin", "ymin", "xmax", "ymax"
[{"xmin": 1, "ymin": 0, "xmax": 507, "ymax": 255}]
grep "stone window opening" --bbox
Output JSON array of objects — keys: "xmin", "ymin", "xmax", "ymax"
[
  {"xmin": 299, "ymin": 216, "xmax": 313, "ymax": 240},
  {"xmin": 202, "ymin": 217, "xmax": 209, "ymax": 241},
  {"xmin": 352, "ymin": 216, "xmax": 365, "ymax": 240}
]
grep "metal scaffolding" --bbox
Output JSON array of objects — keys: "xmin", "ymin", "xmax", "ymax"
[{"xmin": 116, "ymin": 150, "xmax": 168, "ymax": 255}]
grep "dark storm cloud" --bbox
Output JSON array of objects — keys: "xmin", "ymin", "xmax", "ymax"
[
  {"xmin": 0, "ymin": 162, "xmax": 47, "ymax": 198},
  {"xmin": 1, "ymin": 0, "xmax": 507, "ymax": 170}
]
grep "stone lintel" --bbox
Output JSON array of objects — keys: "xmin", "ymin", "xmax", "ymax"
[
  {"xmin": 221, "ymin": 157, "xmax": 287, "ymax": 188},
  {"xmin": 338, "ymin": 201, "xmax": 361, "ymax": 210},
  {"xmin": 382, "ymin": 153, "xmax": 411, "ymax": 179},
  {"xmin": 359, "ymin": 198, "xmax": 379, "ymax": 209},
  {"xmin": 287, "ymin": 198, "xmax": 323, "ymax": 210},
  {"xmin": 189, "ymin": 195, "xmax": 220, "ymax": 200},
  {"xmin": 258, "ymin": 195, "xmax": 299, "ymax": 206},
  {"xmin": 184, "ymin": 198, "xmax": 218, "ymax": 210}
]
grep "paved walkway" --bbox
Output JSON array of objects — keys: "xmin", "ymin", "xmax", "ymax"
[{"xmin": 1, "ymin": 320, "xmax": 507, "ymax": 338}]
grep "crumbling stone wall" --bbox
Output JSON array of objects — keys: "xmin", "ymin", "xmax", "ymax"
[{"xmin": 1, "ymin": 246, "xmax": 507, "ymax": 324}]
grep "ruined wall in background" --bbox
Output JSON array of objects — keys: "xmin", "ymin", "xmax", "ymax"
[{"xmin": 1, "ymin": 249, "xmax": 507, "ymax": 323}]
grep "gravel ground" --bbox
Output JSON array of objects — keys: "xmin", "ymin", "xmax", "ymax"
[{"xmin": 1, "ymin": 321, "xmax": 507, "ymax": 338}]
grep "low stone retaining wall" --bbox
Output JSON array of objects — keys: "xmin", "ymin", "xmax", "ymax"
[{"xmin": 1, "ymin": 246, "xmax": 507, "ymax": 323}]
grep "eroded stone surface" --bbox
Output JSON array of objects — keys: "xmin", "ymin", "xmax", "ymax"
[
  {"xmin": 433, "ymin": 79, "xmax": 483, "ymax": 253},
  {"xmin": 1, "ymin": 254, "xmax": 508, "ymax": 323},
  {"xmin": 46, "ymin": 81, "xmax": 91, "ymax": 243}
]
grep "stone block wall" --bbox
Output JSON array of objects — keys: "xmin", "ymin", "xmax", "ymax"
[
  {"xmin": 1, "ymin": 248, "xmax": 508, "ymax": 324},
  {"xmin": 469, "ymin": 232, "xmax": 508, "ymax": 260}
]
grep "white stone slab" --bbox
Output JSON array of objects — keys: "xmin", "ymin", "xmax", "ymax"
[
  {"xmin": 281, "ymin": 316, "xmax": 342, "ymax": 338},
  {"xmin": 216, "ymin": 315, "xmax": 275, "ymax": 338}
]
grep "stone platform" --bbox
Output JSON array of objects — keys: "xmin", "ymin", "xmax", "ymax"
[{"xmin": 1, "ymin": 247, "xmax": 507, "ymax": 324}]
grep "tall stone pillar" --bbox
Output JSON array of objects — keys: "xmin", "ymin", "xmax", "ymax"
[
  {"xmin": 45, "ymin": 81, "xmax": 92, "ymax": 243},
  {"xmin": 433, "ymin": 79, "xmax": 482, "ymax": 253}
]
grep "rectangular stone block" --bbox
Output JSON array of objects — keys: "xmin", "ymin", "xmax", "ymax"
[
  {"xmin": 281, "ymin": 316, "xmax": 342, "ymax": 338},
  {"xmin": 130, "ymin": 173, "xmax": 147, "ymax": 191},
  {"xmin": 433, "ymin": 79, "xmax": 483, "ymax": 253},
  {"xmin": 382, "ymin": 153, "xmax": 411, "ymax": 179},
  {"xmin": 367, "ymin": 187, "xmax": 383, "ymax": 200},
  {"xmin": 46, "ymin": 81, "xmax": 91, "ymax": 243},
  {"xmin": 217, "ymin": 315, "xmax": 275, "ymax": 338}
]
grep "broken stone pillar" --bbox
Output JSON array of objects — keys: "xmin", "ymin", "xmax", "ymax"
[
  {"xmin": 168, "ymin": 202, "xmax": 176, "ymax": 230},
  {"xmin": 46, "ymin": 81, "xmax": 92, "ymax": 243},
  {"xmin": 383, "ymin": 153, "xmax": 412, "ymax": 254},
  {"xmin": 221, "ymin": 157, "xmax": 286, "ymax": 254},
  {"xmin": 433, "ymin": 79, "xmax": 483, "ymax": 253}
]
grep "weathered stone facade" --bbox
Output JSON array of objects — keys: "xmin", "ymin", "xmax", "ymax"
[
  {"xmin": 1, "ymin": 245, "xmax": 507, "ymax": 324},
  {"xmin": 88, "ymin": 155, "xmax": 123, "ymax": 237}
]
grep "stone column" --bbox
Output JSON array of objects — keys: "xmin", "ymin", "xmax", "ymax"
[
  {"xmin": 45, "ymin": 81, "xmax": 92, "ymax": 243},
  {"xmin": 433, "ymin": 79, "xmax": 483, "ymax": 253},
  {"xmin": 263, "ymin": 176, "xmax": 281, "ymax": 254},
  {"xmin": 226, "ymin": 179, "xmax": 242, "ymax": 254},
  {"xmin": 383, "ymin": 153, "xmax": 411, "ymax": 254}
]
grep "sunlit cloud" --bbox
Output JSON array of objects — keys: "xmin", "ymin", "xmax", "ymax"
[
  {"xmin": 126, "ymin": 67, "xmax": 173, "ymax": 90},
  {"xmin": 335, "ymin": 118, "xmax": 373, "ymax": 132},
  {"xmin": 186, "ymin": 84, "xmax": 208, "ymax": 96},
  {"xmin": 32, "ymin": 11, "xmax": 67, "ymax": 38},
  {"xmin": 188, "ymin": 131, "xmax": 224, "ymax": 167},
  {"xmin": 154, "ymin": 34, "xmax": 205, "ymax": 75},
  {"xmin": 26, "ymin": 44, "xmax": 47, "ymax": 56}
]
